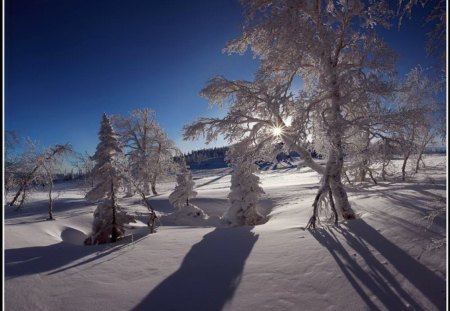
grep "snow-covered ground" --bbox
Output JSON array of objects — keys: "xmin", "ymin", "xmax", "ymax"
[{"xmin": 4, "ymin": 155, "xmax": 447, "ymax": 311}]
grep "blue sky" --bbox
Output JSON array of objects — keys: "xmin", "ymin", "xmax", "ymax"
[{"xmin": 5, "ymin": 0, "xmax": 441, "ymax": 155}]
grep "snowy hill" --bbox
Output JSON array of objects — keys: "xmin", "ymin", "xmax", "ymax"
[{"xmin": 4, "ymin": 155, "xmax": 447, "ymax": 311}]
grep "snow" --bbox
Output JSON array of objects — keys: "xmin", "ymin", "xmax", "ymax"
[{"xmin": 4, "ymin": 155, "xmax": 447, "ymax": 311}]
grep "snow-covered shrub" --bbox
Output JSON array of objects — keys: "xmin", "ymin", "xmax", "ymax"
[
  {"xmin": 164, "ymin": 204, "xmax": 207, "ymax": 226},
  {"xmin": 84, "ymin": 199, "xmax": 136, "ymax": 245}
]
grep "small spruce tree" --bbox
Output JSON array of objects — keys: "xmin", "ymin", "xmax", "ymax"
[
  {"xmin": 85, "ymin": 113, "xmax": 135, "ymax": 245},
  {"xmin": 224, "ymin": 144, "xmax": 265, "ymax": 226},
  {"xmin": 169, "ymin": 160, "xmax": 197, "ymax": 208}
]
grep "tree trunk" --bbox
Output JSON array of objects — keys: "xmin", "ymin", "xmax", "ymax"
[
  {"xmin": 330, "ymin": 174, "xmax": 354, "ymax": 219},
  {"xmin": 150, "ymin": 178, "xmax": 158, "ymax": 195},
  {"xmin": 139, "ymin": 191, "xmax": 157, "ymax": 233},
  {"xmin": 307, "ymin": 188, "xmax": 324, "ymax": 229},
  {"xmin": 327, "ymin": 123, "xmax": 354, "ymax": 219},
  {"xmin": 9, "ymin": 185, "xmax": 24, "ymax": 206},
  {"xmin": 47, "ymin": 180, "xmax": 54, "ymax": 220},
  {"xmin": 414, "ymin": 133, "xmax": 432, "ymax": 173},
  {"xmin": 358, "ymin": 167, "xmax": 367, "ymax": 182},
  {"xmin": 328, "ymin": 188, "xmax": 338, "ymax": 225},
  {"xmin": 343, "ymin": 171, "xmax": 352, "ymax": 185},
  {"xmin": 307, "ymin": 64, "xmax": 356, "ymax": 228},
  {"xmin": 357, "ymin": 130, "xmax": 371, "ymax": 182},
  {"xmin": 9, "ymin": 162, "xmax": 43, "ymax": 206},
  {"xmin": 381, "ymin": 161, "xmax": 387, "ymax": 181},
  {"xmin": 151, "ymin": 143, "xmax": 162, "ymax": 196},
  {"xmin": 143, "ymin": 182, "xmax": 150, "ymax": 196},
  {"xmin": 307, "ymin": 149, "xmax": 354, "ymax": 228},
  {"xmin": 368, "ymin": 170, "xmax": 377, "ymax": 185},
  {"xmin": 328, "ymin": 65, "xmax": 354, "ymax": 220},
  {"xmin": 125, "ymin": 182, "xmax": 133, "ymax": 197},
  {"xmin": 17, "ymin": 188, "xmax": 27, "ymax": 210},
  {"xmin": 401, "ymin": 153, "xmax": 410, "ymax": 181}
]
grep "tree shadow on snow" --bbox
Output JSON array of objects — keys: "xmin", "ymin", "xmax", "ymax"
[
  {"xmin": 132, "ymin": 227, "xmax": 259, "ymax": 311},
  {"xmin": 5, "ymin": 243, "xmax": 99, "ymax": 278},
  {"xmin": 5, "ymin": 229, "xmax": 150, "ymax": 278},
  {"xmin": 310, "ymin": 219, "xmax": 445, "ymax": 311},
  {"xmin": 5, "ymin": 197, "xmax": 94, "ymax": 224},
  {"xmin": 194, "ymin": 172, "xmax": 231, "ymax": 190}
]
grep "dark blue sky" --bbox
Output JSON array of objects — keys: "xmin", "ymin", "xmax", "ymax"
[{"xmin": 5, "ymin": 0, "xmax": 440, "ymax": 154}]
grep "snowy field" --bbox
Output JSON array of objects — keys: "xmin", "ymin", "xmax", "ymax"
[{"xmin": 4, "ymin": 155, "xmax": 447, "ymax": 311}]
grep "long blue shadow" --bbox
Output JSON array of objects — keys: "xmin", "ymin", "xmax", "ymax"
[
  {"xmin": 132, "ymin": 227, "xmax": 258, "ymax": 311},
  {"xmin": 5, "ymin": 231, "xmax": 148, "ymax": 278},
  {"xmin": 310, "ymin": 219, "xmax": 445, "ymax": 311},
  {"xmin": 5, "ymin": 243, "xmax": 96, "ymax": 278}
]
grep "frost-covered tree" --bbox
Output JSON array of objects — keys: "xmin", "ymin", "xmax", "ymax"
[
  {"xmin": 148, "ymin": 125, "xmax": 178, "ymax": 195},
  {"xmin": 8, "ymin": 138, "xmax": 41, "ymax": 208},
  {"xmin": 37, "ymin": 144, "xmax": 73, "ymax": 220},
  {"xmin": 113, "ymin": 108, "xmax": 177, "ymax": 195},
  {"xmin": 85, "ymin": 113, "xmax": 135, "ymax": 245},
  {"xmin": 169, "ymin": 160, "xmax": 197, "ymax": 208},
  {"xmin": 184, "ymin": 0, "xmax": 403, "ymax": 228},
  {"xmin": 343, "ymin": 129, "xmax": 379, "ymax": 184},
  {"xmin": 377, "ymin": 139, "xmax": 398, "ymax": 181},
  {"xmin": 392, "ymin": 67, "xmax": 437, "ymax": 181},
  {"xmin": 117, "ymin": 154, "xmax": 158, "ymax": 233},
  {"xmin": 86, "ymin": 114, "xmax": 122, "ymax": 202},
  {"xmin": 5, "ymin": 130, "xmax": 20, "ymax": 199},
  {"xmin": 73, "ymin": 151, "xmax": 95, "ymax": 192},
  {"xmin": 8, "ymin": 139, "xmax": 72, "ymax": 212},
  {"xmin": 224, "ymin": 142, "xmax": 265, "ymax": 226},
  {"xmin": 397, "ymin": 0, "xmax": 446, "ymax": 65}
]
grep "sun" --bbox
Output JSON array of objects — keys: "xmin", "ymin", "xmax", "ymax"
[{"xmin": 272, "ymin": 125, "xmax": 284, "ymax": 137}]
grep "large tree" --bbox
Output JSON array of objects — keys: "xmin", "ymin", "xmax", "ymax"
[{"xmin": 184, "ymin": 0, "xmax": 404, "ymax": 227}]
